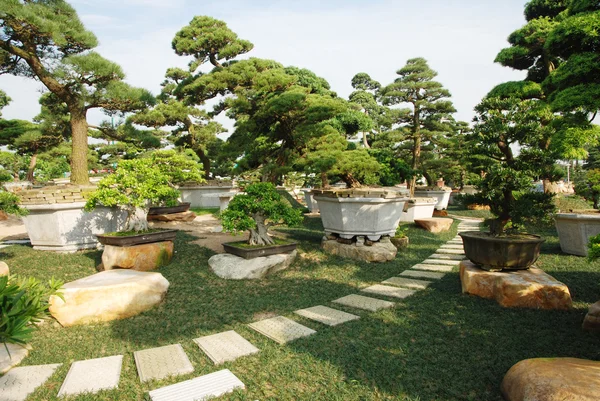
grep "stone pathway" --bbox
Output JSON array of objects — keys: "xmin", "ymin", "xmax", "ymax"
[{"xmin": 0, "ymin": 217, "xmax": 484, "ymax": 401}]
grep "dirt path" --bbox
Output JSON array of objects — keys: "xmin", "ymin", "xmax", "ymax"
[{"xmin": 0, "ymin": 215, "xmax": 28, "ymax": 241}]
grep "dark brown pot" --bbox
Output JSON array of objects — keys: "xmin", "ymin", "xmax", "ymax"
[
  {"xmin": 96, "ymin": 229, "xmax": 177, "ymax": 246},
  {"xmin": 390, "ymin": 237, "xmax": 409, "ymax": 249},
  {"xmin": 223, "ymin": 241, "xmax": 297, "ymax": 259},
  {"xmin": 459, "ymin": 231, "xmax": 544, "ymax": 271},
  {"xmin": 148, "ymin": 202, "xmax": 191, "ymax": 215}
]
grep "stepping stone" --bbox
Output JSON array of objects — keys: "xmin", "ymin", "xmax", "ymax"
[
  {"xmin": 0, "ymin": 343, "xmax": 29, "ymax": 375},
  {"xmin": 134, "ymin": 344, "xmax": 194, "ymax": 382},
  {"xmin": 382, "ymin": 277, "xmax": 432, "ymax": 290},
  {"xmin": 333, "ymin": 294, "xmax": 394, "ymax": 312},
  {"xmin": 248, "ymin": 316, "xmax": 316, "ymax": 344},
  {"xmin": 149, "ymin": 369, "xmax": 244, "ymax": 401},
  {"xmin": 193, "ymin": 331, "xmax": 259, "ymax": 365},
  {"xmin": 0, "ymin": 240, "xmax": 30, "ymax": 245},
  {"xmin": 440, "ymin": 244, "xmax": 464, "ymax": 249},
  {"xmin": 434, "ymin": 248, "xmax": 466, "ymax": 255},
  {"xmin": 294, "ymin": 305, "xmax": 359, "ymax": 326},
  {"xmin": 412, "ymin": 263, "xmax": 454, "ymax": 273},
  {"xmin": 0, "ymin": 245, "xmax": 8, "ymax": 250},
  {"xmin": 447, "ymin": 240, "xmax": 463, "ymax": 244},
  {"xmin": 58, "ymin": 355, "xmax": 123, "ymax": 397},
  {"xmin": 430, "ymin": 253, "xmax": 465, "ymax": 260},
  {"xmin": 400, "ymin": 270, "xmax": 446, "ymax": 280},
  {"xmin": 423, "ymin": 259, "xmax": 461, "ymax": 266},
  {"xmin": 361, "ymin": 284, "xmax": 416, "ymax": 299},
  {"xmin": 0, "ymin": 364, "xmax": 61, "ymax": 401}
]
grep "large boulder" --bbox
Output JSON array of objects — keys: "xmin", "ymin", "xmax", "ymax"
[
  {"xmin": 0, "ymin": 261, "xmax": 8, "ymax": 276},
  {"xmin": 414, "ymin": 218, "xmax": 453, "ymax": 233},
  {"xmin": 102, "ymin": 241, "xmax": 174, "ymax": 271},
  {"xmin": 459, "ymin": 260, "xmax": 572, "ymax": 310},
  {"xmin": 322, "ymin": 238, "xmax": 397, "ymax": 262},
  {"xmin": 209, "ymin": 251, "xmax": 297, "ymax": 280},
  {"xmin": 49, "ymin": 270, "xmax": 169, "ymax": 326},
  {"xmin": 583, "ymin": 301, "xmax": 600, "ymax": 332},
  {"xmin": 501, "ymin": 358, "xmax": 600, "ymax": 401}
]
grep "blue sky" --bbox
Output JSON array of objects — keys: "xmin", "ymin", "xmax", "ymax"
[{"xmin": 0, "ymin": 0, "xmax": 529, "ymax": 132}]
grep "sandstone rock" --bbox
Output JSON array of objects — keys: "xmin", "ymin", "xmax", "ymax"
[
  {"xmin": 102, "ymin": 241, "xmax": 174, "ymax": 271},
  {"xmin": 0, "ymin": 343, "xmax": 30, "ymax": 374},
  {"xmin": 322, "ymin": 239, "xmax": 397, "ymax": 262},
  {"xmin": 146, "ymin": 211, "xmax": 196, "ymax": 222},
  {"xmin": 49, "ymin": 270, "xmax": 169, "ymax": 327},
  {"xmin": 459, "ymin": 260, "xmax": 572, "ymax": 310},
  {"xmin": 583, "ymin": 301, "xmax": 600, "ymax": 332},
  {"xmin": 432, "ymin": 209, "xmax": 449, "ymax": 217},
  {"xmin": 501, "ymin": 358, "xmax": 600, "ymax": 401},
  {"xmin": 467, "ymin": 203, "xmax": 490, "ymax": 211},
  {"xmin": 0, "ymin": 261, "xmax": 9, "ymax": 276},
  {"xmin": 414, "ymin": 218, "xmax": 453, "ymax": 233},
  {"xmin": 0, "ymin": 211, "xmax": 7, "ymax": 221},
  {"xmin": 209, "ymin": 250, "xmax": 297, "ymax": 280}
]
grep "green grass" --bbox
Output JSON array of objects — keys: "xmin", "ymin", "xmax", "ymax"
[
  {"xmin": 447, "ymin": 205, "xmax": 493, "ymax": 219},
  {"xmin": 1, "ymin": 217, "xmax": 599, "ymax": 400},
  {"xmin": 190, "ymin": 207, "xmax": 220, "ymax": 217}
]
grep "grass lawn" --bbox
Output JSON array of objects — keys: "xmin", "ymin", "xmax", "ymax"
[
  {"xmin": 2, "ymin": 214, "xmax": 599, "ymax": 400},
  {"xmin": 190, "ymin": 207, "xmax": 221, "ymax": 218}
]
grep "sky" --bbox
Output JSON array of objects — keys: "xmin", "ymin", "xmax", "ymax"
[{"xmin": 0, "ymin": 0, "xmax": 529, "ymax": 134}]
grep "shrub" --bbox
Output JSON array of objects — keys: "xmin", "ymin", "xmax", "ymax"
[
  {"xmin": 574, "ymin": 169, "xmax": 600, "ymax": 209},
  {"xmin": 0, "ymin": 191, "xmax": 28, "ymax": 216},
  {"xmin": 588, "ymin": 233, "xmax": 600, "ymax": 262}
]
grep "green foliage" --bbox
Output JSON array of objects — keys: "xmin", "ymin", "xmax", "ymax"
[
  {"xmin": 143, "ymin": 150, "xmax": 204, "ymax": 185},
  {"xmin": 574, "ymin": 169, "xmax": 600, "ymax": 208},
  {"xmin": 0, "ymin": 275, "xmax": 63, "ymax": 347},
  {"xmin": 588, "ymin": 233, "xmax": 600, "ymax": 261},
  {"xmin": 221, "ymin": 183, "xmax": 303, "ymax": 241},
  {"xmin": 0, "ymin": 191, "xmax": 28, "ymax": 216},
  {"xmin": 394, "ymin": 225, "xmax": 408, "ymax": 238},
  {"xmin": 0, "ymin": 89, "xmax": 10, "ymax": 116}
]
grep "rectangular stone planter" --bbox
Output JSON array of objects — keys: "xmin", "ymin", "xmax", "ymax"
[
  {"xmin": 555, "ymin": 212, "xmax": 600, "ymax": 256},
  {"xmin": 179, "ymin": 184, "xmax": 237, "ymax": 208},
  {"xmin": 223, "ymin": 241, "xmax": 297, "ymax": 259},
  {"xmin": 302, "ymin": 189, "xmax": 320, "ymax": 213},
  {"xmin": 399, "ymin": 198, "xmax": 436, "ymax": 223},
  {"xmin": 96, "ymin": 229, "xmax": 177, "ymax": 247},
  {"xmin": 22, "ymin": 202, "xmax": 127, "ymax": 252},
  {"xmin": 413, "ymin": 189, "xmax": 451, "ymax": 210}
]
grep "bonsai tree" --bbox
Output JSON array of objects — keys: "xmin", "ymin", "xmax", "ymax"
[
  {"xmin": 85, "ymin": 152, "xmax": 203, "ymax": 232},
  {"xmin": 221, "ymin": 183, "xmax": 303, "ymax": 246},
  {"xmin": 470, "ymin": 95, "xmax": 556, "ymax": 235},
  {"xmin": 574, "ymin": 169, "xmax": 600, "ymax": 209}
]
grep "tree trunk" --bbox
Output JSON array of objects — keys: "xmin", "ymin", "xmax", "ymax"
[
  {"xmin": 362, "ymin": 131, "xmax": 370, "ymax": 148},
  {"xmin": 26, "ymin": 152, "xmax": 37, "ymax": 182},
  {"xmin": 320, "ymin": 172, "xmax": 329, "ymax": 189},
  {"xmin": 124, "ymin": 206, "xmax": 149, "ymax": 232},
  {"xmin": 341, "ymin": 173, "xmax": 361, "ymax": 188},
  {"xmin": 195, "ymin": 148, "xmax": 211, "ymax": 180},
  {"xmin": 69, "ymin": 106, "xmax": 90, "ymax": 185},
  {"xmin": 409, "ymin": 106, "xmax": 421, "ymax": 197},
  {"xmin": 248, "ymin": 213, "xmax": 274, "ymax": 245}
]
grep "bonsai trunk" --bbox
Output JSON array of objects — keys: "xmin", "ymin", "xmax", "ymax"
[
  {"xmin": 408, "ymin": 110, "xmax": 421, "ymax": 197},
  {"xmin": 69, "ymin": 106, "xmax": 90, "ymax": 185},
  {"xmin": 26, "ymin": 152, "xmax": 37, "ymax": 182},
  {"xmin": 124, "ymin": 206, "xmax": 149, "ymax": 232},
  {"xmin": 195, "ymin": 148, "xmax": 211, "ymax": 180},
  {"xmin": 341, "ymin": 173, "xmax": 361, "ymax": 188},
  {"xmin": 362, "ymin": 131, "xmax": 370, "ymax": 148},
  {"xmin": 320, "ymin": 172, "xmax": 329, "ymax": 189},
  {"xmin": 249, "ymin": 213, "xmax": 274, "ymax": 246}
]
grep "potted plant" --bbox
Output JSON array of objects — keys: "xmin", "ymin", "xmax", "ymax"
[
  {"xmin": 413, "ymin": 186, "xmax": 452, "ymax": 210},
  {"xmin": 390, "ymin": 225, "xmax": 409, "ymax": 249},
  {"xmin": 460, "ymin": 95, "xmax": 556, "ymax": 270},
  {"xmin": 220, "ymin": 182, "xmax": 303, "ymax": 259},
  {"xmin": 555, "ymin": 170, "xmax": 600, "ymax": 256}
]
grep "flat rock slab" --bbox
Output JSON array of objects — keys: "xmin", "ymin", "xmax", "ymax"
[
  {"xmin": 433, "ymin": 248, "xmax": 466, "ymax": 255},
  {"xmin": 412, "ymin": 264, "xmax": 455, "ymax": 273},
  {"xmin": 362, "ymin": 284, "xmax": 416, "ymax": 299},
  {"xmin": 583, "ymin": 301, "xmax": 600, "ymax": 331},
  {"xmin": 0, "ymin": 364, "xmax": 61, "ymax": 401},
  {"xmin": 459, "ymin": 260, "xmax": 572, "ymax": 310},
  {"xmin": 193, "ymin": 331, "xmax": 259, "ymax": 365},
  {"xmin": 429, "ymin": 253, "xmax": 465, "ymax": 260},
  {"xmin": 209, "ymin": 251, "xmax": 297, "ymax": 280},
  {"xmin": 440, "ymin": 244, "xmax": 464, "ymax": 250},
  {"xmin": 49, "ymin": 270, "xmax": 169, "ymax": 327},
  {"xmin": 382, "ymin": 277, "xmax": 432, "ymax": 290},
  {"xmin": 147, "ymin": 211, "xmax": 196, "ymax": 222},
  {"xmin": 0, "ymin": 343, "xmax": 29, "ymax": 375},
  {"xmin": 414, "ymin": 218, "xmax": 453, "ymax": 233},
  {"xmin": 58, "ymin": 355, "xmax": 123, "ymax": 397},
  {"xmin": 149, "ymin": 369, "xmax": 244, "ymax": 401},
  {"xmin": 102, "ymin": 241, "xmax": 174, "ymax": 272},
  {"xmin": 501, "ymin": 358, "xmax": 600, "ymax": 401},
  {"xmin": 333, "ymin": 294, "xmax": 395, "ymax": 311},
  {"xmin": 248, "ymin": 316, "xmax": 316, "ymax": 344},
  {"xmin": 322, "ymin": 239, "xmax": 397, "ymax": 262},
  {"xmin": 400, "ymin": 270, "xmax": 446, "ymax": 280},
  {"xmin": 294, "ymin": 305, "xmax": 359, "ymax": 326},
  {"xmin": 422, "ymin": 259, "xmax": 461, "ymax": 266},
  {"xmin": 134, "ymin": 344, "xmax": 194, "ymax": 382}
]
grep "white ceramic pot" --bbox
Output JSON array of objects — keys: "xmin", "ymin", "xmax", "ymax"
[
  {"xmin": 399, "ymin": 198, "xmax": 437, "ymax": 223},
  {"xmin": 413, "ymin": 189, "xmax": 451, "ymax": 210}
]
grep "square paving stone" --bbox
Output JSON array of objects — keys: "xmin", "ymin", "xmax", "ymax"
[
  {"xmin": 423, "ymin": 259, "xmax": 461, "ymax": 266},
  {"xmin": 248, "ymin": 316, "xmax": 316, "ymax": 344},
  {"xmin": 400, "ymin": 270, "xmax": 446, "ymax": 280},
  {"xmin": 193, "ymin": 331, "xmax": 259, "ymax": 365},
  {"xmin": 440, "ymin": 244, "xmax": 464, "ymax": 249},
  {"xmin": 361, "ymin": 284, "xmax": 416, "ymax": 299},
  {"xmin": 134, "ymin": 344, "xmax": 194, "ymax": 383},
  {"xmin": 412, "ymin": 263, "xmax": 455, "ymax": 273},
  {"xmin": 430, "ymin": 253, "xmax": 465, "ymax": 260},
  {"xmin": 58, "ymin": 355, "xmax": 123, "ymax": 397},
  {"xmin": 332, "ymin": 294, "xmax": 395, "ymax": 312},
  {"xmin": 382, "ymin": 277, "xmax": 432, "ymax": 290},
  {"xmin": 148, "ymin": 369, "xmax": 244, "ymax": 401},
  {"xmin": 0, "ymin": 364, "xmax": 61, "ymax": 401},
  {"xmin": 294, "ymin": 305, "xmax": 360, "ymax": 326},
  {"xmin": 434, "ymin": 248, "xmax": 466, "ymax": 255}
]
